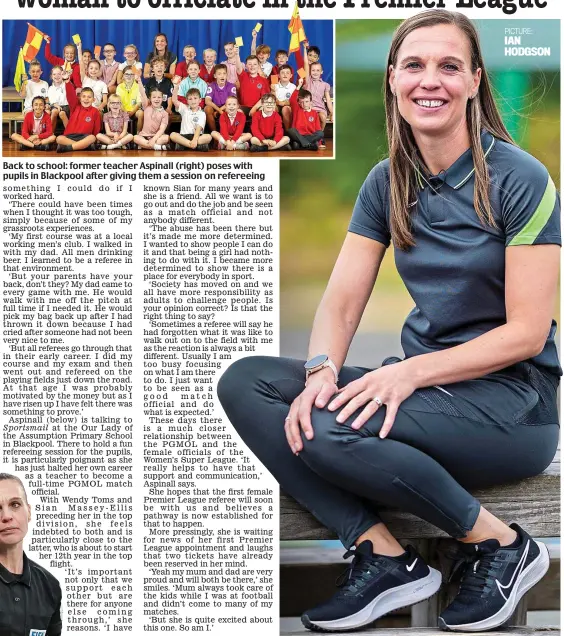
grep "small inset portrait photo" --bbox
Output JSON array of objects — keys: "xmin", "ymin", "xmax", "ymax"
[{"xmin": 0, "ymin": 473, "xmax": 62, "ymax": 636}]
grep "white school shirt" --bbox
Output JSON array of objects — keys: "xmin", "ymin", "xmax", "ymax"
[
  {"xmin": 82, "ymin": 77, "xmax": 108, "ymax": 107},
  {"xmin": 177, "ymin": 104, "xmax": 206, "ymax": 135},
  {"xmin": 48, "ymin": 83, "xmax": 68, "ymax": 107}
]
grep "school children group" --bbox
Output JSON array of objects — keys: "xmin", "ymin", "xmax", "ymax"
[{"xmin": 12, "ymin": 30, "xmax": 333, "ymax": 154}]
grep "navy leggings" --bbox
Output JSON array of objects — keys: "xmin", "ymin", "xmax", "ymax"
[{"xmin": 217, "ymin": 356, "xmax": 559, "ymax": 548}]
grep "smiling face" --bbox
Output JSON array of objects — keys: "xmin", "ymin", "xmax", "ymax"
[
  {"xmin": 225, "ymin": 97, "xmax": 239, "ymax": 116},
  {"xmin": 80, "ymin": 89, "xmax": 94, "ymax": 108},
  {"xmin": 257, "ymin": 51, "xmax": 269, "ymax": 64},
  {"xmin": 103, "ymin": 45, "xmax": 116, "ymax": 62},
  {"xmin": 63, "ymin": 45, "xmax": 75, "ymax": 62},
  {"xmin": 224, "ymin": 43, "xmax": 236, "ymax": 60},
  {"xmin": 307, "ymin": 49, "xmax": 319, "ymax": 64},
  {"xmin": 51, "ymin": 67, "xmax": 63, "ymax": 84},
  {"xmin": 82, "ymin": 51, "xmax": 92, "ymax": 65},
  {"xmin": 108, "ymin": 97, "xmax": 122, "ymax": 113},
  {"xmin": 187, "ymin": 91, "xmax": 200, "ymax": 110},
  {"xmin": 184, "ymin": 46, "xmax": 196, "ymax": 62},
  {"xmin": 203, "ymin": 50, "xmax": 216, "ymax": 66},
  {"xmin": 246, "ymin": 58, "xmax": 259, "ymax": 76},
  {"xmin": 279, "ymin": 67, "xmax": 292, "ymax": 84},
  {"xmin": 29, "ymin": 65, "xmax": 42, "ymax": 81},
  {"xmin": 0, "ymin": 479, "xmax": 30, "ymax": 551},
  {"xmin": 187, "ymin": 62, "xmax": 200, "ymax": 80},
  {"xmin": 155, "ymin": 35, "xmax": 167, "ymax": 52},
  {"xmin": 310, "ymin": 63, "xmax": 323, "ymax": 80},
  {"xmin": 261, "ymin": 97, "xmax": 276, "ymax": 115},
  {"xmin": 87, "ymin": 61, "xmax": 100, "ymax": 79},
  {"xmin": 123, "ymin": 70, "xmax": 135, "ymax": 85},
  {"xmin": 124, "ymin": 47, "xmax": 137, "ymax": 63},
  {"xmin": 389, "ymin": 23, "xmax": 481, "ymax": 141},
  {"xmin": 32, "ymin": 97, "xmax": 45, "ymax": 118},
  {"xmin": 150, "ymin": 90, "xmax": 163, "ymax": 108}
]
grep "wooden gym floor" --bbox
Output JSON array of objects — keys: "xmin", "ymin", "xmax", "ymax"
[{"xmin": 2, "ymin": 137, "xmax": 333, "ymax": 159}]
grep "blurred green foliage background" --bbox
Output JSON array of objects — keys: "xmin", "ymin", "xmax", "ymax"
[{"xmin": 280, "ymin": 20, "xmax": 560, "ymax": 334}]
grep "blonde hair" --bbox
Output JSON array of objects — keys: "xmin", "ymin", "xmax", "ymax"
[
  {"xmin": 203, "ymin": 48, "xmax": 217, "ymax": 58},
  {"xmin": 124, "ymin": 44, "xmax": 140, "ymax": 61},
  {"xmin": 385, "ymin": 10, "xmax": 513, "ymax": 250}
]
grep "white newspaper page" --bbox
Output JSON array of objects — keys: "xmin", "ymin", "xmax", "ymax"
[{"xmin": 1, "ymin": 1, "xmax": 560, "ymax": 635}]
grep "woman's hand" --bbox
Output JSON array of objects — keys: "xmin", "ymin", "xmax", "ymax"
[
  {"xmin": 328, "ymin": 362, "xmax": 417, "ymax": 438},
  {"xmin": 284, "ymin": 368, "xmax": 337, "ymax": 455}
]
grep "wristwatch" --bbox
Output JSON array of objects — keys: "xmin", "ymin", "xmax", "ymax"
[{"xmin": 304, "ymin": 354, "xmax": 339, "ymax": 384}]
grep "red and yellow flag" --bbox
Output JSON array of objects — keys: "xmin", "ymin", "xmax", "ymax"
[
  {"xmin": 288, "ymin": 2, "xmax": 306, "ymax": 53},
  {"xmin": 22, "ymin": 23, "xmax": 45, "ymax": 62}
]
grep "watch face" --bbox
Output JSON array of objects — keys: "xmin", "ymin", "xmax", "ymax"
[{"xmin": 304, "ymin": 354, "xmax": 328, "ymax": 370}]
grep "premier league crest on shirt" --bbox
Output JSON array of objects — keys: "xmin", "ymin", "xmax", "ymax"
[{"xmin": 85, "ymin": 116, "xmax": 92, "ymax": 122}]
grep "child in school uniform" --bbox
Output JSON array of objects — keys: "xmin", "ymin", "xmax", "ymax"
[
  {"xmin": 20, "ymin": 60, "xmax": 49, "ymax": 114},
  {"xmin": 11, "ymin": 96, "xmax": 56, "ymax": 151},
  {"xmin": 43, "ymin": 34, "xmax": 82, "ymax": 89},
  {"xmin": 116, "ymin": 67, "xmax": 143, "ymax": 132},
  {"xmin": 178, "ymin": 61, "xmax": 208, "ymax": 108},
  {"xmin": 145, "ymin": 57, "xmax": 174, "ymax": 115},
  {"xmin": 169, "ymin": 84, "xmax": 212, "ymax": 152},
  {"xmin": 173, "ymin": 45, "xmax": 197, "ymax": 80},
  {"xmin": 97, "ymin": 94, "xmax": 134, "ymax": 150},
  {"xmin": 237, "ymin": 55, "xmax": 270, "ymax": 120},
  {"xmin": 133, "ymin": 77, "xmax": 169, "ymax": 151},
  {"xmin": 117, "ymin": 44, "xmax": 143, "ymax": 85},
  {"xmin": 211, "ymin": 95, "xmax": 251, "ymax": 151},
  {"xmin": 250, "ymin": 94, "xmax": 290, "ymax": 152},
  {"xmin": 98, "ymin": 42, "xmax": 120, "ymax": 94},
  {"xmin": 272, "ymin": 64, "xmax": 298, "ymax": 130},
  {"xmin": 56, "ymin": 81, "xmax": 101, "ymax": 153},
  {"xmin": 303, "ymin": 42, "xmax": 333, "ymax": 149},
  {"xmin": 221, "ymin": 42, "xmax": 240, "ymax": 87},
  {"xmin": 200, "ymin": 49, "xmax": 217, "ymax": 84},
  {"xmin": 287, "ymin": 89, "xmax": 323, "ymax": 151},
  {"xmin": 271, "ymin": 49, "xmax": 294, "ymax": 81},
  {"xmin": 251, "ymin": 30, "xmax": 273, "ymax": 78},
  {"xmin": 79, "ymin": 55, "xmax": 108, "ymax": 114},
  {"xmin": 204, "ymin": 64, "xmax": 237, "ymax": 132},
  {"xmin": 306, "ymin": 45, "xmax": 321, "ymax": 64},
  {"xmin": 47, "ymin": 66, "xmax": 70, "ymax": 130}
]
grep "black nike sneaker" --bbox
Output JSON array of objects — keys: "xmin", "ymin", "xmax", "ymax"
[
  {"xmin": 439, "ymin": 523, "xmax": 549, "ymax": 632},
  {"xmin": 301, "ymin": 540, "xmax": 441, "ymax": 632}
]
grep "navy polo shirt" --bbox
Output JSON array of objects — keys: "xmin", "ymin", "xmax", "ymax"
[
  {"xmin": 350, "ymin": 131, "xmax": 561, "ymax": 376},
  {"xmin": 0, "ymin": 553, "xmax": 62, "ymax": 636}
]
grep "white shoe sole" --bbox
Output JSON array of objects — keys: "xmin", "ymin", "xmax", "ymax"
[
  {"xmin": 440, "ymin": 540, "xmax": 550, "ymax": 632},
  {"xmin": 304, "ymin": 567, "xmax": 442, "ymax": 632}
]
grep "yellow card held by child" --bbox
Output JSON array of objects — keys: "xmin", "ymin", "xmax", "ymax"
[
  {"xmin": 297, "ymin": 67, "xmax": 306, "ymax": 79},
  {"xmin": 72, "ymin": 34, "xmax": 81, "ymax": 44},
  {"xmin": 254, "ymin": 23, "xmax": 262, "ymax": 32},
  {"xmin": 94, "ymin": 45, "xmax": 101, "ymax": 58},
  {"xmin": 235, "ymin": 36, "xmax": 244, "ymax": 47}
]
